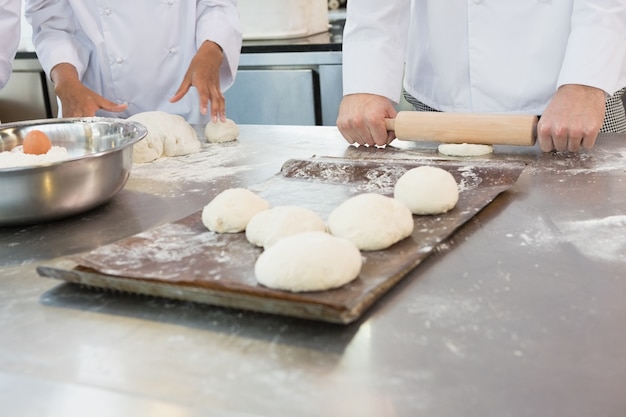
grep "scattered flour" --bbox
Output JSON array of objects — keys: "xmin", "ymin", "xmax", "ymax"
[
  {"xmin": 129, "ymin": 142, "xmax": 264, "ymax": 184},
  {"xmin": 506, "ymin": 215, "xmax": 626, "ymax": 263},
  {"xmin": 455, "ymin": 166, "xmax": 482, "ymax": 192},
  {"xmin": 87, "ymin": 223, "xmax": 221, "ymax": 268},
  {"xmin": 408, "ymin": 294, "xmax": 480, "ymax": 328},
  {"xmin": 558, "ymin": 215, "xmax": 626, "ymax": 263}
]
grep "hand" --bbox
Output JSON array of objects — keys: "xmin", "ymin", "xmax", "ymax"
[
  {"xmin": 51, "ymin": 63, "xmax": 128, "ymax": 117},
  {"xmin": 537, "ymin": 84, "xmax": 606, "ymax": 153},
  {"xmin": 170, "ymin": 40, "xmax": 225, "ymax": 122},
  {"xmin": 336, "ymin": 93, "xmax": 398, "ymax": 147}
]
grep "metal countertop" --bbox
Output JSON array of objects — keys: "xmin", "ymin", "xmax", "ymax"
[{"xmin": 1, "ymin": 125, "xmax": 625, "ymax": 417}]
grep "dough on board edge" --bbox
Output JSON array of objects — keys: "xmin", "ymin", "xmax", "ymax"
[
  {"xmin": 255, "ymin": 231, "xmax": 362, "ymax": 292},
  {"xmin": 328, "ymin": 193, "xmax": 414, "ymax": 251},
  {"xmin": 129, "ymin": 111, "xmax": 201, "ymax": 163},
  {"xmin": 246, "ymin": 205, "xmax": 327, "ymax": 249},
  {"xmin": 438, "ymin": 143, "xmax": 494, "ymax": 156},
  {"xmin": 394, "ymin": 166, "xmax": 459, "ymax": 215},
  {"xmin": 205, "ymin": 118, "xmax": 239, "ymax": 143},
  {"xmin": 201, "ymin": 188, "xmax": 270, "ymax": 233}
]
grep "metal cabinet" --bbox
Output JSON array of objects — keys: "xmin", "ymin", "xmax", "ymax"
[
  {"xmin": 0, "ymin": 58, "xmax": 56, "ymax": 123},
  {"xmin": 225, "ymin": 69, "xmax": 318, "ymax": 125},
  {"xmin": 224, "ymin": 51, "xmax": 343, "ymax": 126}
]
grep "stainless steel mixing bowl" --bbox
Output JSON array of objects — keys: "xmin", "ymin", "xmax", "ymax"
[{"xmin": 0, "ymin": 117, "xmax": 147, "ymax": 226}]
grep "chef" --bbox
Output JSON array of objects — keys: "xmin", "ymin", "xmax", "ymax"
[
  {"xmin": 0, "ymin": 0, "xmax": 20, "ymax": 91},
  {"xmin": 337, "ymin": 0, "xmax": 626, "ymax": 153},
  {"xmin": 25, "ymin": 0, "xmax": 242, "ymax": 124}
]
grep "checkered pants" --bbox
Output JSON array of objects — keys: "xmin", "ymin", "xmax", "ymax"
[{"xmin": 403, "ymin": 87, "xmax": 626, "ymax": 133}]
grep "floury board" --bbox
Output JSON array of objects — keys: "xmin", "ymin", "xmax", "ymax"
[{"xmin": 38, "ymin": 156, "xmax": 526, "ymax": 324}]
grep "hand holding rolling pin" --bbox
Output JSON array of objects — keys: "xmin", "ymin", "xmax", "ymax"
[
  {"xmin": 338, "ymin": 1, "xmax": 625, "ymax": 153},
  {"xmin": 337, "ymin": 93, "xmax": 398, "ymax": 147}
]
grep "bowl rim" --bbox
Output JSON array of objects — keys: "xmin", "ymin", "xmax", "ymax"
[{"xmin": 0, "ymin": 116, "xmax": 148, "ymax": 173}]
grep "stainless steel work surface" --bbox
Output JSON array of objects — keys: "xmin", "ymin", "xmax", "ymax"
[{"xmin": 1, "ymin": 125, "xmax": 625, "ymax": 417}]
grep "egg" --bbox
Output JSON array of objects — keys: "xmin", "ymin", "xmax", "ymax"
[{"xmin": 23, "ymin": 130, "xmax": 52, "ymax": 155}]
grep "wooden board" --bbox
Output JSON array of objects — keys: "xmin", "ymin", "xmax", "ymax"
[{"xmin": 38, "ymin": 156, "xmax": 527, "ymax": 324}]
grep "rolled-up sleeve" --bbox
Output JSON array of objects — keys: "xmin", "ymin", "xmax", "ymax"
[{"xmin": 196, "ymin": 0, "xmax": 242, "ymax": 92}]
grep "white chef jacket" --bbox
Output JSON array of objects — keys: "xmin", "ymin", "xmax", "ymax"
[
  {"xmin": 342, "ymin": 0, "xmax": 626, "ymax": 115},
  {"xmin": 25, "ymin": 0, "xmax": 242, "ymax": 124},
  {"xmin": 0, "ymin": 0, "xmax": 21, "ymax": 90}
]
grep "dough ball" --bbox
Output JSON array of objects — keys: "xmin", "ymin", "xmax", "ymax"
[
  {"xmin": 205, "ymin": 118, "xmax": 239, "ymax": 143},
  {"xmin": 129, "ymin": 111, "xmax": 201, "ymax": 163},
  {"xmin": 246, "ymin": 206, "xmax": 327, "ymax": 249},
  {"xmin": 328, "ymin": 193, "xmax": 414, "ymax": 251},
  {"xmin": 201, "ymin": 188, "xmax": 270, "ymax": 233},
  {"xmin": 255, "ymin": 231, "xmax": 362, "ymax": 292},
  {"xmin": 394, "ymin": 166, "xmax": 459, "ymax": 215},
  {"xmin": 438, "ymin": 143, "xmax": 494, "ymax": 156}
]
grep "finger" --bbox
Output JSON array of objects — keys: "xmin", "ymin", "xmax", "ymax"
[
  {"xmin": 552, "ymin": 139, "xmax": 567, "ymax": 153},
  {"xmin": 98, "ymin": 99, "xmax": 128, "ymax": 113},
  {"xmin": 538, "ymin": 137, "xmax": 555, "ymax": 152},
  {"xmin": 206, "ymin": 90, "xmax": 225, "ymax": 121},
  {"xmin": 370, "ymin": 122, "xmax": 390, "ymax": 147},
  {"xmin": 581, "ymin": 132, "xmax": 598, "ymax": 150},
  {"xmin": 170, "ymin": 80, "xmax": 191, "ymax": 104},
  {"xmin": 567, "ymin": 136, "xmax": 582, "ymax": 153},
  {"xmin": 337, "ymin": 125, "xmax": 356, "ymax": 145},
  {"xmin": 536, "ymin": 121, "xmax": 555, "ymax": 152},
  {"xmin": 209, "ymin": 97, "xmax": 226, "ymax": 122}
]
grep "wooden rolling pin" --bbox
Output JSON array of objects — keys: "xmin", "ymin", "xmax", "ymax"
[{"xmin": 385, "ymin": 112, "xmax": 538, "ymax": 146}]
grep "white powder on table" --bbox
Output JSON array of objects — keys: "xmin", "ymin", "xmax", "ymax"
[{"xmin": 129, "ymin": 142, "xmax": 264, "ymax": 184}]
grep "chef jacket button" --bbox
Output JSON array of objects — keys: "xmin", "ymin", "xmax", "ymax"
[
  {"xmin": 103, "ymin": 8, "xmax": 112, "ymax": 15},
  {"xmin": 473, "ymin": 0, "xmax": 482, "ymax": 3},
  {"xmin": 167, "ymin": 0, "xmax": 174, "ymax": 4},
  {"xmin": 168, "ymin": 48, "xmax": 178, "ymax": 55},
  {"xmin": 116, "ymin": 57, "xmax": 124, "ymax": 64}
]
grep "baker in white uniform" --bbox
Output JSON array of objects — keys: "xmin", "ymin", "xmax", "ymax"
[
  {"xmin": 0, "ymin": 0, "xmax": 20, "ymax": 91},
  {"xmin": 25, "ymin": 0, "xmax": 242, "ymax": 124},
  {"xmin": 337, "ymin": 0, "xmax": 626, "ymax": 153}
]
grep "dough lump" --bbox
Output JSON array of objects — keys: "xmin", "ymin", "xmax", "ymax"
[
  {"xmin": 246, "ymin": 206, "xmax": 327, "ymax": 249},
  {"xmin": 205, "ymin": 118, "xmax": 239, "ymax": 143},
  {"xmin": 394, "ymin": 166, "xmax": 459, "ymax": 215},
  {"xmin": 438, "ymin": 143, "xmax": 493, "ymax": 156},
  {"xmin": 129, "ymin": 111, "xmax": 201, "ymax": 163},
  {"xmin": 201, "ymin": 188, "xmax": 270, "ymax": 233},
  {"xmin": 328, "ymin": 193, "xmax": 414, "ymax": 251},
  {"xmin": 255, "ymin": 231, "xmax": 362, "ymax": 292}
]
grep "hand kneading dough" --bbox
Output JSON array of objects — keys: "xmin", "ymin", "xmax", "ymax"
[
  {"xmin": 255, "ymin": 231, "xmax": 362, "ymax": 292},
  {"xmin": 129, "ymin": 111, "xmax": 201, "ymax": 163},
  {"xmin": 202, "ymin": 188, "xmax": 270, "ymax": 233},
  {"xmin": 246, "ymin": 206, "xmax": 327, "ymax": 249},
  {"xmin": 205, "ymin": 118, "xmax": 239, "ymax": 143},
  {"xmin": 394, "ymin": 166, "xmax": 459, "ymax": 215},
  {"xmin": 328, "ymin": 193, "xmax": 414, "ymax": 251},
  {"xmin": 438, "ymin": 143, "xmax": 494, "ymax": 156}
]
